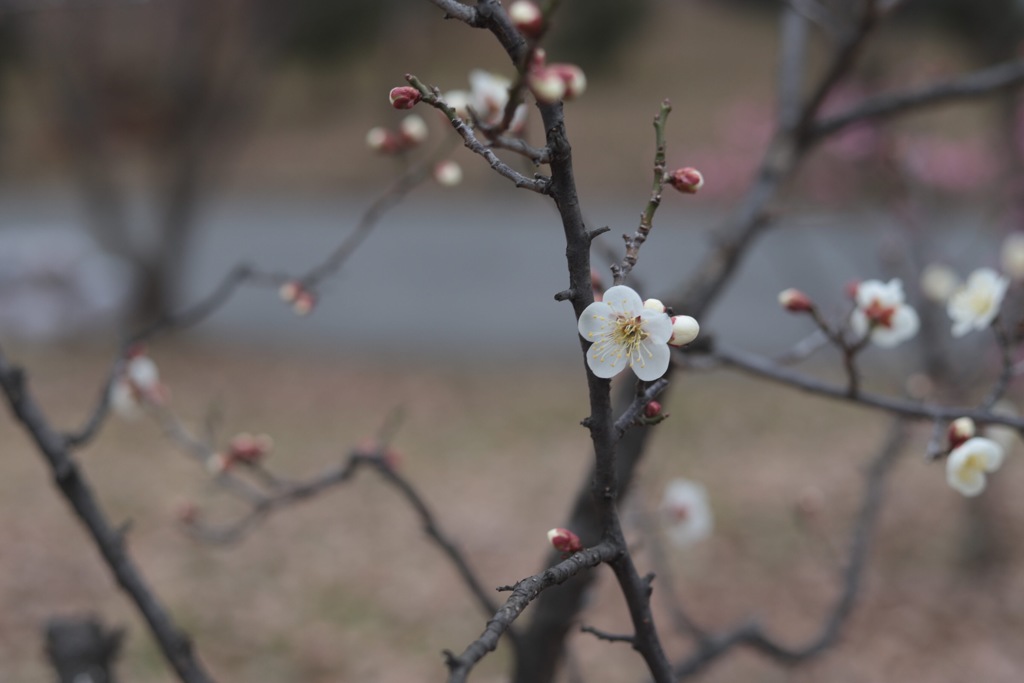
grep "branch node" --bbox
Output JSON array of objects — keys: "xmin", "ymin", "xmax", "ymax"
[{"xmin": 554, "ymin": 289, "xmax": 575, "ymax": 302}]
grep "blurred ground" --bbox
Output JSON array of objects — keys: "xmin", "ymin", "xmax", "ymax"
[{"xmin": 2, "ymin": 342, "xmax": 1024, "ymax": 682}]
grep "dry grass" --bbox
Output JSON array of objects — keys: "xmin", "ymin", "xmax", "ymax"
[{"xmin": 3, "ymin": 341, "xmax": 1024, "ymax": 682}]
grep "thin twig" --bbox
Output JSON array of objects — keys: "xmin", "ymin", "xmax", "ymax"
[{"xmin": 611, "ymin": 100, "xmax": 672, "ymax": 285}]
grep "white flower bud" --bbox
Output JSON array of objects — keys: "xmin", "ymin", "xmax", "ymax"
[
  {"xmin": 528, "ymin": 69, "xmax": 566, "ymax": 104},
  {"xmin": 399, "ymin": 114, "xmax": 428, "ymax": 144},
  {"xmin": 668, "ymin": 315, "xmax": 699, "ymax": 347},
  {"xmin": 919, "ymin": 263, "xmax": 960, "ymax": 303},
  {"xmin": 1001, "ymin": 232, "xmax": 1024, "ymax": 280},
  {"xmin": 434, "ymin": 160, "xmax": 463, "ymax": 187},
  {"xmin": 643, "ymin": 298, "xmax": 666, "ymax": 313}
]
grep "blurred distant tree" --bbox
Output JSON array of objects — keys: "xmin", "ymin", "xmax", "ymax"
[
  {"xmin": 282, "ymin": 0, "xmax": 406, "ymax": 67},
  {"xmin": 20, "ymin": 0, "xmax": 287, "ymax": 322}
]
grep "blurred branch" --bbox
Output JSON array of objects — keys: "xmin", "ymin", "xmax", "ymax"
[
  {"xmin": 811, "ymin": 58, "xmax": 1024, "ymax": 140},
  {"xmin": 63, "ymin": 150, "xmax": 440, "ymax": 449},
  {"xmin": 672, "ymin": 419, "xmax": 906, "ymax": 678},
  {"xmin": 0, "ymin": 347, "xmax": 215, "ymax": 683}
]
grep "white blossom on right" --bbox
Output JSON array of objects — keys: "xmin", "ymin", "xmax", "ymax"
[
  {"xmin": 947, "ymin": 267, "xmax": 1008, "ymax": 337},
  {"xmin": 946, "ymin": 436, "xmax": 1005, "ymax": 497},
  {"xmin": 849, "ymin": 278, "xmax": 919, "ymax": 347},
  {"xmin": 660, "ymin": 478, "xmax": 713, "ymax": 547}
]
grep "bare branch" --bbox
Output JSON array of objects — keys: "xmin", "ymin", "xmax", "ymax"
[
  {"xmin": 407, "ymin": 75, "xmax": 552, "ymax": 194},
  {"xmin": 811, "ymin": 58, "xmax": 1024, "ymax": 141},
  {"xmin": 705, "ymin": 344, "xmax": 1024, "ymax": 430},
  {"xmin": 672, "ymin": 420, "xmax": 906, "ymax": 678},
  {"xmin": 613, "ymin": 378, "xmax": 670, "ymax": 439},
  {"xmin": 444, "ymin": 542, "xmax": 618, "ymax": 683},
  {"xmin": 426, "ymin": 0, "xmax": 479, "ymax": 24},
  {"xmin": 611, "ymin": 100, "xmax": 672, "ymax": 285},
  {"xmin": 0, "ymin": 347, "xmax": 216, "ymax": 683},
  {"xmin": 580, "ymin": 625, "xmax": 634, "ymax": 644}
]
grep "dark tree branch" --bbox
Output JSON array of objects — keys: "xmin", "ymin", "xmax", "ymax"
[
  {"xmin": 672, "ymin": 419, "xmax": 906, "ymax": 678},
  {"xmin": 444, "ymin": 542, "xmax": 619, "ymax": 683},
  {"xmin": 705, "ymin": 344, "xmax": 1024, "ymax": 430},
  {"xmin": 613, "ymin": 378, "xmax": 670, "ymax": 440},
  {"xmin": 408, "ymin": 75, "xmax": 552, "ymax": 194},
  {"xmin": 0, "ymin": 347, "xmax": 215, "ymax": 683},
  {"xmin": 580, "ymin": 625, "xmax": 635, "ymax": 644}
]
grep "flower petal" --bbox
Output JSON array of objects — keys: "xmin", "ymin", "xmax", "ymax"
[
  {"xmin": 578, "ymin": 301, "xmax": 614, "ymax": 340},
  {"xmin": 632, "ymin": 340, "xmax": 670, "ymax": 381},
  {"xmin": 601, "ymin": 285, "xmax": 644, "ymax": 316},
  {"xmin": 587, "ymin": 340, "xmax": 627, "ymax": 378},
  {"xmin": 641, "ymin": 310, "xmax": 673, "ymax": 344}
]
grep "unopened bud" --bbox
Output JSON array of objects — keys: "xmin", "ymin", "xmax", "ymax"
[
  {"xmin": 292, "ymin": 289, "xmax": 316, "ymax": 316},
  {"xmin": 399, "ymin": 114, "xmax": 429, "ymax": 145},
  {"xmin": 643, "ymin": 298, "xmax": 666, "ymax": 313},
  {"xmin": 919, "ymin": 263, "xmax": 960, "ymax": 303},
  {"xmin": 366, "ymin": 126, "xmax": 400, "ymax": 153},
  {"xmin": 389, "ymin": 86, "xmax": 421, "ymax": 110},
  {"xmin": 547, "ymin": 527, "xmax": 583, "ymax": 553},
  {"xmin": 228, "ymin": 432, "xmax": 273, "ymax": 464},
  {"xmin": 668, "ymin": 167, "xmax": 704, "ymax": 194},
  {"xmin": 509, "ymin": 1, "xmax": 543, "ymax": 38},
  {"xmin": 548, "ymin": 63, "xmax": 586, "ymax": 100},
  {"xmin": 590, "ymin": 269, "xmax": 604, "ymax": 301},
  {"xmin": 668, "ymin": 315, "xmax": 700, "ymax": 347},
  {"xmin": 434, "ymin": 160, "xmax": 463, "ymax": 187},
  {"xmin": 778, "ymin": 288, "xmax": 814, "ymax": 313},
  {"xmin": 845, "ymin": 280, "xmax": 861, "ymax": 300},
  {"xmin": 528, "ymin": 68, "xmax": 566, "ymax": 104},
  {"xmin": 644, "ymin": 400, "xmax": 662, "ymax": 418},
  {"xmin": 279, "ymin": 280, "xmax": 301, "ymax": 303},
  {"xmin": 948, "ymin": 417, "xmax": 976, "ymax": 449}
]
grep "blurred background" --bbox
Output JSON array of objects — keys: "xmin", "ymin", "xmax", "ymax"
[{"xmin": 3, "ymin": 0, "xmax": 1024, "ymax": 681}]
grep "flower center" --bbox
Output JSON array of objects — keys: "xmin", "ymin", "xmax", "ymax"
[
  {"xmin": 967, "ymin": 290, "xmax": 993, "ymax": 316},
  {"xmin": 614, "ymin": 315, "xmax": 649, "ymax": 353},
  {"xmin": 863, "ymin": 299, "xmax": 896, "ymax": 328}
]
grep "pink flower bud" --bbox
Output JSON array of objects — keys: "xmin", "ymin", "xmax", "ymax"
[
  {"xmin": 644, "ymin": 400, "xmax": 662, "ymax": 418},
  {"xmin": 844, "ymin": 280, "xmax": 861, "ymax": 300},
  {"xmin": 228, "ymin": 432, "xmax": 273, "ymax": 464},
  {"xmin": 509, "ymin": 1, "xmax": 543, "ymax": 38},
  {"xmin": 547, "ymin": 527, "xmax": 583, "ymax": 553},
  {"xmin": 668, "ymin": 315, "xmax": 700, "ymax": 347},
  {"xmin": 778, "ymin": 288, "xmax": 814, "ymax": 313},
  {"xmin": 434, "ymin": 160, "xmax": 463, "ymax": 187},
  {"xmin": 389, "ymin": 86, "xmax": 421, "ymax": 110},
  {"xmin": 548, "ymin": 63, "xmax": 586, "ymax": 100},
  {"xmin": 948, "ymin": 417, "xmax": 976, "ymax": 450},
  {"xmin": 528, "ymin": 68, "xmax": 566, "ymax": 104},
  {"xmin": 292, "ymin": 289, "xmax": 316, "ymax": 316},
  {"xmin": 668, "ymin": 167, "xmax": 704, "ymax": 194},
  {"xmin": 590, "ymin": 269, "xmax": 604, "ymax": 301}
]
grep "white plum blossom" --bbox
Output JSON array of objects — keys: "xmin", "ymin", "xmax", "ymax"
[
  {"xmin": 660, "ymin": 478, "xmax": 713, "ymax": 547},
  {"xmin": 946, "ymin": 436, "xmax": 1005, "ymax": 497},
  {"xmin": 919, "ymin": 263, "xmax": 960, "ymax": 303},
  {"xmin": 947, "ymin": 267, "xmax": 1008, "ymax": 337},
  {"xmin": 445, "ymin": 70, "xmax": 528, "ymax": 132},
  {"xmin": 109, "ymin": 353, "xmax": 165, "ymax": 419},
  {"xmin": 577, "ymin": 285, "xmax": 673, "ymax": 381},
  {"xmin": 849, "ymin": 278, "xmax": 919, "ymax": 347}
]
